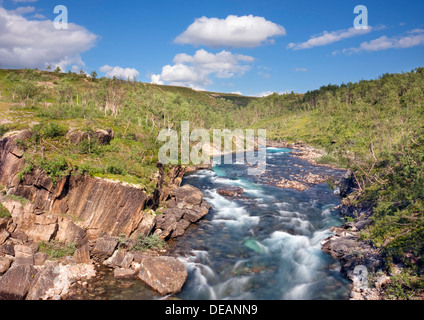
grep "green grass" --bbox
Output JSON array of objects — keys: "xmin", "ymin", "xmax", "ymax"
[{"xmin": 38, "ymin": 240, "xmax": 77, "ymax": 260}]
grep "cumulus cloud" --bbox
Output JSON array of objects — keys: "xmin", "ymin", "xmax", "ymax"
[
  {"xmin": 342, "ymin": 29, "xmax": 424, "ymax": 54},
  {"xmin": 99, "ymin": 65, "xmax": 140, "ymax": 80},
  {"xmin": 0, "ymin": 7, "xmax": 97, "ymax": 70},
  {"xmin": 151, "ymin": 49, "xmax": 254, "ymax": 90},
  {"xmin": 175, "ymin": 15, "xmax": 286, "ymax": 48},
  {"xmin": 287, "ymin": 27, "xmax": 372, "ymax": 50}
]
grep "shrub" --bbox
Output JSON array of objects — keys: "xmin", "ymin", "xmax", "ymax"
[
  {"xmin": 0, "ymin": 203, "xmax": 11, "ymax": 218},
  {"xmin": 38, "ymin": 240, "xmax": 77, "ymax": 260},
  {"xmin": 130, "ymin": 234, "xmax": 165, "ymax": 252},
  {"xmin": 42, "ymin": 123, "xmax": 68, "ymax": 138}
]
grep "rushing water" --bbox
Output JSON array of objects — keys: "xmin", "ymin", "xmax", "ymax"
[
  {"xmin": 171, "ymin": 147, "xmax": 351, "ymax": 300},
  {"xmin": 73, "ymin": 147, "xmax": 350, "ymax": 300}
]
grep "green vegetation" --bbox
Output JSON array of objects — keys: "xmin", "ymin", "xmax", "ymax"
[
  {"xmin": 0, "ymin": 67, "xmax": 423, "ymax": 298},
  {"xmin": 131, "ymin": 234, "xmax": 166, "ymax": 252},
  {"xmin": 38, "ymin": 240, "xmax": 77, "ymax": 260},
  {"xmin": 117, "ymin": 233, "xmax": 166, "ymax": 252},
  {"xmin": 0, "ymin": 203, "xmax": 11, "ymax": 218}
]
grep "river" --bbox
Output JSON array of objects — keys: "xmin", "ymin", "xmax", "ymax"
[{"xmin": 75, "ymin": 147, "xmax": 351, "ymax": 300}]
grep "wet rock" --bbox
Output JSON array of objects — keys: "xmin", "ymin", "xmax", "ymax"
[
  {"xmin": 217, "ymin": 187, "xmax": 244, "ymax": 197},
  {"xmin": 183, "ymin": 203, "xmax": 210, "ymax": 223},
  {"xmin": 0, "ymin": 264, "xmax": 38, "ymax": 300},
  {"xmin": 114, "ymin": 268, "xmax": 136, "ymax": 280},
  {"xmin": 137, "ymin": 255, "xmax": 187, "ymax": 296},
  {"xmin": 91, "ymin": 237, "xmax": 118, "ymax": 262}
]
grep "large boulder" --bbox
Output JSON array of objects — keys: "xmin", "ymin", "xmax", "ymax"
[
  {"xmin": 137, "ymin": 255, "xmax": 187, "ymax": 295},
  {"xmin": 73, "ymin": 244, "xmax": 91, "ymax": 264},
  {"xmin": 93, "ymin": 129, "xmax": 114, "ymax": 145},
  {"xmin": 26, "ymin": 262, "xmax": 58, "ymax": 300},
  {"xmin": 0, "ymin": 264, "xmax": 38, "ymax": 300},
  {"xmin": 153, "ymin": 184, "xmax": 211, "ymax": 239},
  {"xmin": 103, "ymin": 249, "xmax": 134, "ymax": 269},
  {"xmin": 91, "ymin": 237, "xmax": 118, "ymax": 262}
]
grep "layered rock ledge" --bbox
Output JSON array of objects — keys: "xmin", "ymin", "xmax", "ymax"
[{"xmin": 0, "ymin": 130, "xmax": 211, "ymax": 299}]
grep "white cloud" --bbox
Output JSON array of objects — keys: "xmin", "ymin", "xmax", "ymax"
[
  {"xmin": 342, "ymin": 29, "xmax": 424, "ymax": 54},
  {"xmin": 99, "ymin": 65, "xmax": 140, "ymax": 80},
  {"xmin": 175, "ymin": 15, "xmax": 286, "ymax": 48},
  {"xmin": 255, "ymin": 91, "xmax": 289, "ymax": 97},
  {"xmin": 294, "ymin": 68, "xmax": 308, "ymax": 72},
  {"xmin": 231, "ymin": 91, "xmax": 242, "ymax": 95},
  {"xmin": 10, "ymin": 6, "xmax": 35, "ymax": 15},
  {"xmin": 151, "ymin": 49, "xmax": 254, "ymax": 90},
  {"xmin": 0, "ymin": 7, "xmax": 98, "ymax": 70},
  {"xmin": 32, "ymin": 13, "xmax": 46, "ymax": 19},
  {"xmin": 288, "ymin": 27, "xmax": 372, "ymax": 50}
]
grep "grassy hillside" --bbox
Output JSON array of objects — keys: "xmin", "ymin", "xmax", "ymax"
[{"xmin": 0, "ymin": 68, "xmax": 253, "ymax": 193}]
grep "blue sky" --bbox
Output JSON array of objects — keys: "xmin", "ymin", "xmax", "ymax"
[{"xmin": 1, "ymin": 0, "xmax": 423, "ymax": 96}]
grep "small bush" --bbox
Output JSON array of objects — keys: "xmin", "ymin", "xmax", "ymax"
[
  {"xmin": 0, "ymin": 203, "xmax": 11, "ymax": 218},
  {"xmin": 39, "ymin": 157, "xmax": 69, "ymax": 183},
  {"xmin": 42, "ymin": 123, "xmax": 68, "ymax": 138},
  {"xmin": 130, "ymin": 234, "xmax": 165, "ymax": 252},
  {"xmin": 106, "ymin": 164, "xmax": 127, "ymax": 175},
  {"xmin": 38, "ymin": 240, "xmax": 77, "ymax": 260}
]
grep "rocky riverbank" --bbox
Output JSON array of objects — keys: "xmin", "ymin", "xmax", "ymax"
[
  {"xmin": 322, "ymin": 171, "xmax": 391, "ymax": 300},
  {"xmin": 268, "ymin": 139, "xmax": 390, "ymax": 300},
  {"xmin": 0, "ymin": 130, "xmax": 211, "ymax": 300}
]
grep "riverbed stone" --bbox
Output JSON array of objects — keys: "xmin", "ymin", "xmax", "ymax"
[
  {"xmin": 217, "ymin": 187, "xmax": 244, "ymax": 197},
  {"xmin": 137, "ymin": 255, "xmax": 187, "ymax": 296},
  {"xmin": 114, "ymin": 268, "xmax": 136, "ymax": 280}
]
